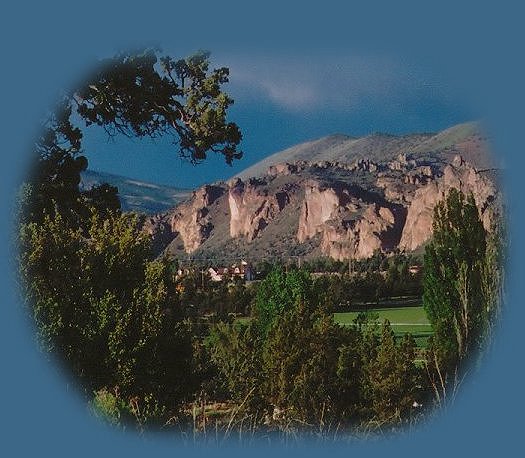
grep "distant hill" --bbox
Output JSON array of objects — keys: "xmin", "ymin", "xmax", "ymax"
[
  {"xmin": 80, "ymin": 170, "xmax": 191, "ymax": 214},
  {"xmin": 234, "ymin": 122, "xmax": 491, "ymax": 180}
]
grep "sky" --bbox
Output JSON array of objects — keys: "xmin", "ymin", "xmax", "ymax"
[{"xmin": 81, "ymin": 51, "xmax": 475, "ymax": 189}]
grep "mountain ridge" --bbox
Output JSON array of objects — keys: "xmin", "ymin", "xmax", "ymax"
[
  {"xmin": 142, "ymin": 121, "xmax": 501, "ymax": 262},
  {"xmin": 80, "ymin": 170, "xmax": 191, "ymax": 215},
  {"xmin": 232, "ymin": 122, "xmax": 485, "ymax": 181}
]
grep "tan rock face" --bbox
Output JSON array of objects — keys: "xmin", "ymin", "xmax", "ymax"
[
  {"xmin": 399, "ymin": 158, "xmax": 498, "ymax": 251},
  {"xmin": 398, "ymin": 182, "xmax": 440, "ymax": 252},
  {"xmin": 229, "ymin": 179, "xmax": 290, "ymax": 241},
  {"xmin": 297, "ymin": 180, "xmax": 401, "ymax": 260},
  {"xmin": 170, "ymin": 185, "xmax": 224, "ymax": 253},
  {"xmin": 297, "ymin": 181, "xmax": 342, "ymax": 242},
  {"xmin": 319, "ymin": 204, "xmax": 398, "ymax": 260}
]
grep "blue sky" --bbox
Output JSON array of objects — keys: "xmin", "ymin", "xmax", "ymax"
[{"xmin": 81, "ymin": 51, "xmax": 475, "ymax": 189}]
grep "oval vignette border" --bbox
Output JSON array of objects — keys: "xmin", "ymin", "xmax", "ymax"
[{"xmin": 0, "ymin": 2, "xmax": 524, "ymax": 457}]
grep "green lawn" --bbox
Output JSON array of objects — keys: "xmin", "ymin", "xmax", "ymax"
[
  {"xmin": 334, "ymin": 306, "xmax": 433, "ymax": 348},
  {"xmin": 233, "ymin": 305, "xmax": 434, "ymax": 347}
]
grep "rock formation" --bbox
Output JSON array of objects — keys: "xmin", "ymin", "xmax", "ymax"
[
  {"xmin": 296, "ymin": 180, "xmax": 403, "ymax": 260},
  {"xmin": 319, "ymin": 204, "xmax": 398, "ymax": 260},
  {"xmin": 399, "ymin": 156, "xmax": 498, "ymax": 251},
  {"xmin": 297, "ymin": 181, "xmax": 346, "ymax": 242},
  {"xmin": 349, "ymin": 158, "xmax": 379, "ymax": 172},
  {"xmin": 267, "ymin": 162, "xmax": 299, "ymax": 177},
  {"xmin": 144, "ymin": 184, "xmax": 225, "ymax": 253},
  {"xmin": 229, "ymin": 178, "xmax": 290, "ymax": 241},
  {"xmin": 141, "ymin": 123, "xmax": 500, "ymax": 261}
]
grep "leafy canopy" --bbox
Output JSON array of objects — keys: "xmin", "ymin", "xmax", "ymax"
[
  {"xmin": 24, "ymin": 48, "xmax": 242, "ymax": 224},
  {"xmin": 254, "ymin": 267, "xmax": 317, "ymax": 334},
  {"xmin": 19, "ymin": 209, "xmax": 195, "ymax": 417},
  {"xmin": 74, "ymin": 49, "xmax": 242, "ymax": 164}
]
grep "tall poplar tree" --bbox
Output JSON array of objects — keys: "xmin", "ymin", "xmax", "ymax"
[{"xmin": 423, "ymin": 188, "xmax": 488, "ymax": 384}]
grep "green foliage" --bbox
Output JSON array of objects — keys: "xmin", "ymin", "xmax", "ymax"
[
  {"xmin": 81, "ymin": 183, "xmax": 121, "ymax": 219},
  {"xmin": 206, "ymin": 321, "xmax": 268, "ymax": 412},
  {"xmin": 91, "ymin": 388, "xmax": 133, "ymax": 427},
  {"xmin": 302, "ymin": 257, "xmax": 346, "ymax": 274},
  {"xmin": 76, "ymin": 49, "xmax": 242, "ymax": 164},
  {"xmin": 422, "ymin": 187, "xmax": 505, "ymax": 404},
  {"xmin": 19, "ymin": 209, "xmax": 195, "ymax": 420},
  {"xmin": 205, "ymin": 267, "xmax": 426, "ymax": 430},
  {"xmin": 365, "ymin": 323, "xmax": 422, "ymax": 421},
  {"xmin": 335, "ymin": 334, "xmax": 366, "ymax": 418},
  {"xmin": 254, "ymin": 267, "xmax": 316, "ymax": 334},
  {"xmin": 90, "ymin": 388, "xmax": 169, "ymax": 430},
  {"xmin": 423, "ymin": 189, "xmax": 488, "ymax": 372},
  {"xmin": 23, "ymin": 48, "xmax": 242, "ymax": 227},
  {"xmin": 480, "ymin": 219, "xmax": 506, "ymax": 340},
  {"xmin": 262, "ymin": 300, "xmax": 348, "ymax": 424}
]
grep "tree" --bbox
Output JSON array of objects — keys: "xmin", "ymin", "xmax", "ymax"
[
  {"xmin": 18, "ymin": 209, "xmax": 196, "ymax": 425},
  {"xmin": 253, "ymin": 267, "xmax": 317, "ymax": 335},
  {"xmin": 203, "ymin": 266, "xmax": 427, "ymax": 431},
  {"xmin": 75, "ymin": 49, "xmax": 242, "ymax": 164},
  {"xmin": 365, "ymin": 323, "xmax": 422, "ymax": 422},
  {"xmin": 206, "ymin": 321, "xmax": 268, "ymax": 413},
  {"xmin": 23, "ymin": 48, "xmax": 242, "ymax": 224},
  {"xmin": 480, "ymin": 219, "xmax": 506, "ymax": 343},
  {"xmin": 262, "ymin": 300, "xmax": 343, "ymax": 425},
  {"xmin": 423, "ymin": 188, "xmax": 490, "ymax": 385},
  {"xmin": 22, "ymin": 99, "xmax": 90, "ymax": 225}
]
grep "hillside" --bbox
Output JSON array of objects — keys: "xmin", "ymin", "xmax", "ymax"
[
  {"xmin": 233, "ymin": 122, "xmax": 492, "ymax": 181},
  {"xmin": 142, "ymin": 122, "xmax": 501, "ymax": 262},
  {"xmin": 80, "ymin": 170, "xmax": 191, "ymax": 214}
]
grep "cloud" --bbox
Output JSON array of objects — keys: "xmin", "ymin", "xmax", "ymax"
[{"xmin": 220, "ymin": 54, "xmax": 436, "ymax": 112}]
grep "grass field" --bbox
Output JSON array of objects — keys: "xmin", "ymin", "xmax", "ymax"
[
  {"xmin": 334, "ymin": 306, "xmax": 433, "ymax": 348},
  {"xmin": 233, "ymin": 305, "xmax": 434, "ymax": 347}
]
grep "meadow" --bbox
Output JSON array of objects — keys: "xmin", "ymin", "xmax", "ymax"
[{"xmin": 333, "ymin": 305, "xmax": 433, "ymax": 347}]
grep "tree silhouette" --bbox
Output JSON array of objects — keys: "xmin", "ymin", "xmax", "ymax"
[{"xmin": 24, "ymin": 48, "xmax": 242, "ymax": 224}]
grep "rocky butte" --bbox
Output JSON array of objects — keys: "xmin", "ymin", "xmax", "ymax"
[{"xmin": 142, "ymin": 122, "xmax": 502, "ymax": 262}]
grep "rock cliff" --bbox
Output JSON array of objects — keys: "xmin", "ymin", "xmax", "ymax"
[
  {"xmin": 297, "ymin": 181, "xmax": 345, "ymax": 242},
  {"xmin": 229, "ymin": 178, "xmax": 290, "ymax": 241},
  {"xmin": 319, "ymin": 203, "xmax": 399, "ymax": 260},
  {"xmin": 399, "ymin": 156, "xmax": 498, "ymax": 251},
  {"xmin": 142, "ymin": 123, "xmax": 500, "ymax": 261}
]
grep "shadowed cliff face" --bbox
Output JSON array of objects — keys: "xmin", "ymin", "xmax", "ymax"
[{"xmin": 143, "ymin": 123, "xmax": 501, "ymax": 261}]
